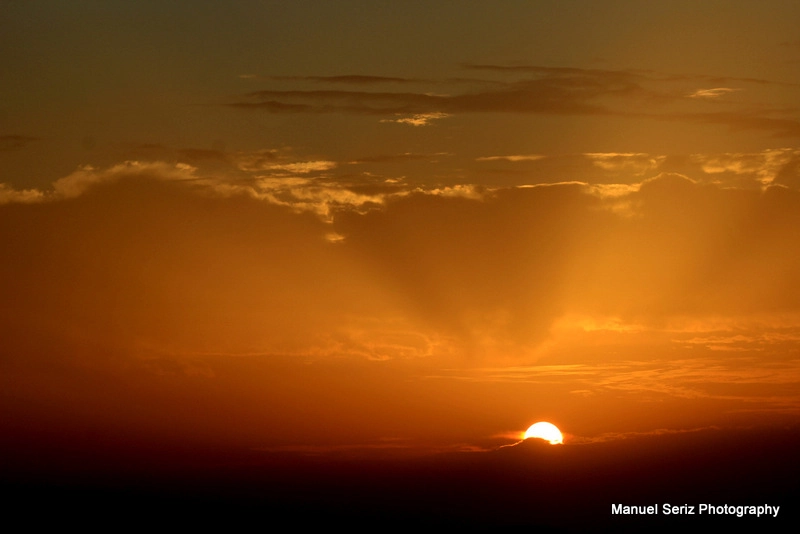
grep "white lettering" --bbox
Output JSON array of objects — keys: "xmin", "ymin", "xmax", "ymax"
[{"xmin": 612, "ymin": 504, "xmax": 658, "ymax": 514}]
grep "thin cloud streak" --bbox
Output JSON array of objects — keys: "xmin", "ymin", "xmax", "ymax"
[
  {"xmin": 688, "ymin": 87, "xmax": 742, "ymax": 99},
  {"xmin": 569, "ymin": 426, "xmax": 721, "ymax": 445},
  {"xmin": 430, "ymin": 357, "xmax": 800, "ymax": 405},
  {"xmin": 269, "ymin": 74, "xmax": 425, "ymax": 85},
  {"xmin": 229, "ymin": 65, "xmax": 800, "ymax": 137},
  {"xmin": 476, "ymin": 155, "xmax": 546, "ymax": 162}
]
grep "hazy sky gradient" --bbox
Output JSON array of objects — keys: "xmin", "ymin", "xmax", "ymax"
[{"xmin": 3, "ymin": 1, "xmax": 800, "ymax": 454}]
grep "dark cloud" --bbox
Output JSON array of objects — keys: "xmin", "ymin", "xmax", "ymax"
[
  {"xmin": 674, "ymin": 112, "xmax": 800, "ymax": 137},
  {"xmin": 231, "ymin": 83, "xmax": 612, "ymax": 116},
  {"xmin": 230, "ymin": 100, "xmax": 315, "ymax": 113},
  {"xmin": 229, "ymin": 65, "xmax": 653, "ymax": 117},
  {"xmin": 0, "ymin": 135, "xmax": 40, "ymax": 151},
  {"xmin": 231, "ymin": 89, "xmax": 444, "ymax": 115},
  {"xmin": 230, "ymin": 66, "xmax": 800, "ymax": 138},
  {"xmin": 270, "ymin": 75, "xmax": 423, "ymax": 85},
  {"xmin": 462, "ymin": 63, "xmax": 642, "ymax": 82}
]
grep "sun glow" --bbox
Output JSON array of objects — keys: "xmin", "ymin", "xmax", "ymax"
[{"xmin": 524, "ymin": 422, "xmax": 563, "ymax": 444}]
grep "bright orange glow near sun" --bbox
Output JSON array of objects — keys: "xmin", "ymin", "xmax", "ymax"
[{"xmin": 524, "ymin": 422, "xmax": 563, "ymax": 444}]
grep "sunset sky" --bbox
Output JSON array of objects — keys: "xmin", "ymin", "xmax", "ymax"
[{"xmin": 3, "ymin": 1, "xmax": 800, "ymax": 527}]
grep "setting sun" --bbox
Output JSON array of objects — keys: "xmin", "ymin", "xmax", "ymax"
[{"xmin": 524, "ymin": 422, "xmax": 564, "ymax": 444}]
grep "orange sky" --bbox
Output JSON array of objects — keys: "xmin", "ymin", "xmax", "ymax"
[{"xmin": 3, "ymin": 1, "xmax": 800, "ymax": 465}]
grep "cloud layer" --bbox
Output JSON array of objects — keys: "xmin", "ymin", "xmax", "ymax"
[
  {"xmin": 3, "ymin": 160, "xmax": 800, "ymax": 449},
  {"xmin": 230, "ymin": 65, "xmax": 800, "ymax": 138},
  {"xmin": 4, "ymin": 163, "xmax": 800, "ymax": 361}
]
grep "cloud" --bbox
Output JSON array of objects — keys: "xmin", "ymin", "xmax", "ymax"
[
  {"xmin": 675, "ymin": 112, "xmax": 800, "ymax": 137},
  {"xmin": 229, "ymin": 65, "xmax": 800, "ymax": 138},
  {"xmin": 229, "ymin": 150, "xmax": 336, "ymax": 174},
  {"xmin": 270, "ymin": 75, "xmax": 421, "ymax": 85},
  {"xmin": 421, "ymin": 184, "xmax": 486, "ymax": 199},
  {"xmin": 432, "ymin": 353, "xmax": 800, "ymax": 407},
  {"xmin": 476, "ymin": 155, "xmax": 546, "ymax": 162},
  {"xmin": 584, "ymin": 153, "xmax": 666, "ymax": 175},
  {"xmin": 570, "ymin": 426, "xmax": 718, "ymax": 444},
  {"xmin": 0, "ymin": 172, "xmax": 392, "ymax": 364},
  {"xmin": 249, "ymin": 180, "xmax": 388, "ymax": 221},
  {"xmin": 5, "ymin": 167, "xmax": 800, "ymax": 364},
  {"xmin": 690, "ymin": 148, "xmax": 800, "ymax": 185},
  {"xmin": 228, "ymin": 64, "xmax": 644, "ymax": 118},
  {"xmin": 0, "ymin": 183, "xmax": 46, "ymax": 204},
  {"xmin": 380, "ymin": 112, "xmax": 449, "ymax": 126},
  {"xmin": 0, "ymin": 135, "xmax": 40, "ymax": 151},
  {"xmin": 688, "ymin": 87, "xmax": 741, "ymax": 99},
  {"xmin": 229, "ymin": 148, "xmax": 282, "ymax": 171},
  {"xmin": 349, "ymin": 173, "xmax": 800, "ymax": 353},
  {"xmin": 471, "ymin": 149, "xmax": 799, "ymax": 191},
  {"xmin": 52, "ymin": 161, "xmax": 199, "ymax": 199},
  {"xmin": 265, "ymin": 160, "xmax": 337, "ymax": 173},
  {"xmin": 584, "ymin": 182, "xmax": 641, "ymax": 200},
  {"xmin": 230, "ymin": 88, "xmax": 442, "ymax": 115},
  {"xmin": 4, "ymin": 166, "xmax": 800, "ymax": 450},
  {"xmin": 462, "ymin": 63, "xmax": 640, "ymax": 80}
]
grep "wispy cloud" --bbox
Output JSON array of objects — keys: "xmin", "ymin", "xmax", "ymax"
[
  {"xmin": 476, "ymin": 155, "xmax": 546, "ymax": 162},
  {"xmin": 570, "ymin": 426, "xmax": 720, "ymax": 444},
  {"xmin": 688, "ymin": 87, "xmax": 742, "ymax": 99},
  {"xmin": 690, "ymin": 148, "xmax": 800, "ymax": 185},
  {"xmin": 52, "ymin": 161, "xmax": 199, "ymax": 199},
  {"xmin": 380, "ymin": 112, "xmax": 450, "ymax": 126},
  {"xmin": 431, "ymin": 356, "xmax": 800, "ymax": 407},
  {"xmin": 265, "ymin": 160, "xmax": 337, "ymax": 173},
  {"xmin": 584, "ymin": 152, "xmax": 666, "ymax": 175},
  {"xmin": 0, "ymin": 183, "xmax": 45, "ymax": 204}
]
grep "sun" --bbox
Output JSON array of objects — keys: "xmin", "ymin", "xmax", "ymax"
[{"xmin": 523, "ymin": 422, "xmax": 563, "ymax": 444}]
